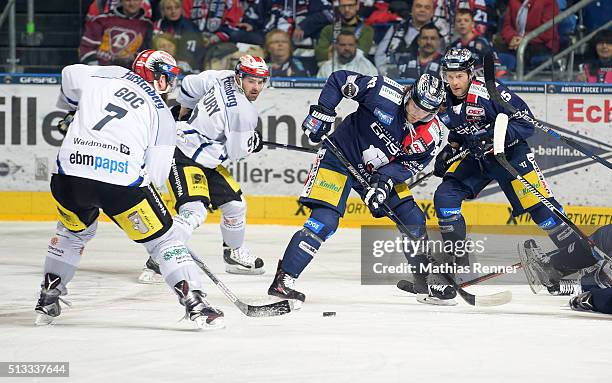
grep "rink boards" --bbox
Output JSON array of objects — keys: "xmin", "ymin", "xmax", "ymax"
[{"xmin": 1, "ymin": 191, "xmax": 610, "ymax": 235}]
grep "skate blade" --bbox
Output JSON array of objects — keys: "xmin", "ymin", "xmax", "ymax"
[
  {"xmin": 138, "ymin": 269, "xmax": 164, "ymax": 284},
  {"xmin": 225, "ymin": 264, "xmax": 265, "ymax": 275},
  {"xmin": 34, "ymin": 313, "xmax": 56, "ymax": 326},
  {"xmin": 416, "ymin": 294, "xmax": 458, "ymax": 306},
  {"xmin": 193, "ymin": 316, "xmax": 225, "ymax": 330}
]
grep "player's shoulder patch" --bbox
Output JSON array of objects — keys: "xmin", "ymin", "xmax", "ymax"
[
  {"xmin": 383, "ymin": 76, "xmax": 403, "ymax": 91},
  {"xmin": 468, "ymin": 80, "xmax": 489, "ymax": 100},
  {"xmin": 378, "ymin": 85, "xmax": 403, "ymax": 105},
  {"xmin": 341, "ymin": 74, "xmax": 360, "ymax": 98}
]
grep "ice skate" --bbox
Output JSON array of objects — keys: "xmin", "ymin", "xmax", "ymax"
[
  {"xmin": 416, "ymin": 273, "xmax": 458, "ymax": 306},
  {"xmin": 569, "ymin": 291, "xmax": 595, "ymax": 312},
  {"xmin": 137, "ymin": 256, "xmax": 164, "ymax": 284},
  {"xmin": 174, "ymin": 281, "xmax": 224, "ymax": 330},
  {"xmin": 268, "ymin": 260, "xmax": 305, "ymax": 303},
  {"xmin": 223, "ymin": 245, "xmax": 264, "ymax": 275},
  {"xmin": 34, "ymin": 273, "xmax": 70, "ymax": 326}
]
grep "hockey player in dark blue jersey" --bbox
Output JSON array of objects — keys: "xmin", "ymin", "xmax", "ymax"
[
  {"xmin": 432, "ymin": 48, "xmax": 595, "ymax": 300},
  {"xmin": 518, "ymin": 224, "xmax": 612, "ymax": 314},
  {"xmin": 267, "ymin": 72, "xmax": 448, "ymax": 304}
]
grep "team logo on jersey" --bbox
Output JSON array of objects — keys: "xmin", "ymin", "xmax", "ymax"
[
  {"xmin": 374, "ymin": 107, "xmax": 394, "ymax": 125},
  {"xmin": 362, "ymin": 145, "xmax": 389, "ymax": 173}
]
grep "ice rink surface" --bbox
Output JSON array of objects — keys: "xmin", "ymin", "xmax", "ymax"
[{"xmin": 1, "ymin": 221, "xmax": 611, "ymax": 383}]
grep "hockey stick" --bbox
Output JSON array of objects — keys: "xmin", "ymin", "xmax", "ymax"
[
  {"xmin": 189, "ymin": 251, "xmax": 295, "ymax": 317},
  {"xmin": 490, "ymin": 113, "xmax": 612, "ymax": 264},
  {"xmin": 321, "ymin": 135, "xmax": 511, "ymax": 306},
  {"xmin": 397, "ymin": 262, "xmax": 523, "ymax": 293},
  {"xmin": 483, "ymin": 53, "xmax": 612, "ymax": 171},
  {"xmin": 262, "ymin": 140, "xmax": 318, "ymax": 154}
]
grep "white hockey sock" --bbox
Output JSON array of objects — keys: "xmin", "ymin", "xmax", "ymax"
[
  {"xmin": 44, "ymin": 221, "xmax": 97, "ymax": 294},
  {"xmin": 173, "ymin": 201, "xmax": 208, "ymax": 243},
  {"xmin": 219, "ymin": 199, "xmax": 246, "ymax": 249},
  {"xmin": 143, "ymin": 225, "xmax": 203, "ymax": 291}
]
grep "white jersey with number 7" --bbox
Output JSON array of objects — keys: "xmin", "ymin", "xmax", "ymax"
[{"xmin": 54, "ymin": 64, "xmax": 176, "ymax": 188}]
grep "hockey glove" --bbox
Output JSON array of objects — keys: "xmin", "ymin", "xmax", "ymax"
[
  {"xmin": 57, "ymin": 111, "xmax": 75, "ymax": 137},
  {"xmin": 463, "ymin": 130, "xmax": 494, "ymax": 158},
  {"xmin": 248, "ymin": 130, "xmax": 263, "ymax": 154},
  {"xmin": 433, "ymin": 144, "xmax": 458, "ymax": 178},
  {"xmin": 301, "ymin": 104, "xmax": 336, "ymax": 143},
  {"xmin": 364, "ymin": 173, "xmax": 394, "ymax": 217}
]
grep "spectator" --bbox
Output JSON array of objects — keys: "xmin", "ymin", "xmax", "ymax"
[
  {"xmin": 181, "ymin": 0, "xmax": 244, "ymax": 47},
  {"xmin": 85, "ymin": 0, "xmax": 154, "ymax": 21},
  {"xmin": 501, "ymin": 0, "xmax": 560, "ymax": 68},
  {"xmin": 265, "ymin": 29, "xmax": 311, "ymax": 77},
  {"xmin": 314, "ymin": 0, "xmax": 374, "ymax": 63},
  {"xmin": 434, "ymin": 0, "xmax": 492, "ymax": 38},
  {"xmin": 576, "ymin": 29, "xmax": 611, "ymax": 84},
  {"xmin": 317, "ymin": 30, "xmax": 378, "ymax": 77},
  {"xmin": 374, "ymin": 0, "xmax": 449, "ymax": 75},
  {"xmin": 449, "ymin": 8, "xmax": 504, "ymax": 76},
  {"xmin": 364, "ymin": 0, "xmax": 404, "ymax": 27},
  {"xmin": 79, "ymin": 0, "xmax": 152, "ymax": 67},
  {"xmin": 154, "ymin": 0, "xmax": 199, "ymax": 36},
  {"xmin": 394, "ymin": 22, "xmax": 443, "ymax": 80},
  {"xmin": 242, "ymin": 0, "xmax": 334, "ymax": 46},
  {"xmin": 202, "ymin": 42, "xmax": 239, "ymax": 70},
  {"xmin": 152, "ymin": 32, "xmax": 178, "ymax": 55},
  {"xmin": 153, "ymin": 0, "xmax": 203, "ymax": 73}
]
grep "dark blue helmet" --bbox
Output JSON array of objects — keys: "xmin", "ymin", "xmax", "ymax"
[
  {"xmin": 406, "ymin": 73, "xmax": 445, "ymax": 114},
  {"xmin": 441, "ymin": 48, "xmax": 475, "ymax": 77}
]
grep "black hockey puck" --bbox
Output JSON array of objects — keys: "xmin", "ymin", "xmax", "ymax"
[{"xmin": 322, "ymin": 311, "xmax": 336, "ymax": 317}]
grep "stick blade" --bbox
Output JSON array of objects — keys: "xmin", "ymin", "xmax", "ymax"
[
  {"xmin": 474, "ymin": 290, "xmax": 513, "ymax": 307},
  {"xmin": 493, "ymin": 113, "xmax": 509, "ymax": 155},
  {"xmin": 244, "ymin": 299, "xmax": 296, "ymax": 317}
]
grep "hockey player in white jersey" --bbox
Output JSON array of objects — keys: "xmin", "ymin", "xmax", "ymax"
[
  {"xmin": 138, "ymin": 55, "xmax": 269, "ymax": 282},
  {"xmin": 35, "ymin": 50, "xmax": 224, "ymax": 330}
]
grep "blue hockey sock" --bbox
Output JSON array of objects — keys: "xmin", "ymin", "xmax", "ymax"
[
  {"xmin": 280, "ymin": 209, "xmax": 339, "ymax": 278},
  {"xmin": 281, "ymin": 228, "xmax": 322, "ymax": 278}
]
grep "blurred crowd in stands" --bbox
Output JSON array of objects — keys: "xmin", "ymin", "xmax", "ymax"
[{"xmin": 78, "ymin": 0, "xmax": 611, "ymax": 82}]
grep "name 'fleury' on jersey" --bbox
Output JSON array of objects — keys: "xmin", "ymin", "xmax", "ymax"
[{"xmin": 176, "ymin": 70, "xmax": 259, "ymax": 169}]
